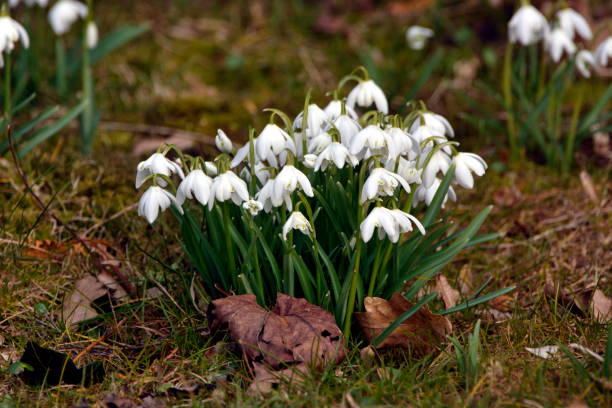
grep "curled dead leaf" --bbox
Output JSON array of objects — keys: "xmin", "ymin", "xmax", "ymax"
[
  {"xmin": 355, "ymin": 292, "xmax": 452, "ymax": 356},
  {"xmin": 436, "ymin": 275, "xmax": 460, "ymax": 309},
  {"xmin": 207, "ymin": 293, "xmax": 346, "ymax": 371}
]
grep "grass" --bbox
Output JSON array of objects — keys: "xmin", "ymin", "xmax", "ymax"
[{"xmin": 1, "ymin": 0, "xmax": 612, "ymax": 406}]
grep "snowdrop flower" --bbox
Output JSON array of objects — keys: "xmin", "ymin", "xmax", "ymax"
[
  {"xmin": 323, "ymin": 99, "xmax": 358, "ymax": 121},
  {"xmin": 215, "ymin": 129, "xmax": 233, "ymax": 154},
  {"xmin": 273, "ymin": 165, "xmax": 314, "ymax": 207},
  {"xmin": 421, "ymin": 149, "xmax": 451, "ymax": 188},
  {"xmin": 86, "ymin": 20, "xmax": 98, "ymax": 49},
  {"xmin": 294, "ymin": 104, "xmax": 328, "ymax": 138},
  {"xmin": 314, "ymin": 142, "xmax": 358, "ymax": 171},
  {"xmin": 176, "ymin": 169, "xmax": 212, "ymax": 206},
  {"xmin": 360, "ymin": 168, "xmax": 410, "ymax": 203},
  {"xmin": 204, "ymin": 161, "xmax": 218, "ymax": 176},
  {"xmin": 255, "ymin": 179, "xmax": 281, "ymax": 212},
  {"xmin": 48, "ymin": 0, "xmax": 88, "ymax": 36},
  {"xmin": 135, "ymin": 153, "xmax": 185, "ymax": 188},
  {"xmin": 303, "ymin": 154, "xmax": 317, "ymax": 169},
  {"xmin": 240, "ymin": 162, "xmax": 270, "ymax": 184},
  {"xmin": 308, "ymin": 132, "xmax": 332, "ymax": 154},
  {"xmin": 331, "ymin": 114, "xmax": 361, "ymax": 147},
  {"xmin": 508, "ymin": 3, "xmax": 547, "ymax": 46},
  {"xmin": 360, "ymin": 207, "xmax": 424, "ymax": 243},
  {"xmin": 231, "ymin": 141, "xmax": 254, "ymax": 168},
  {"xmin": 282, "ymin": 211, "xmax": 313, "ymax": 241},
  {"xmin": 386, "ymin": 127, "xmax": 418, "ymax": 158},
  {"xmin": 138, "ymin": 186, "xmax": 183, "ymax": 224},
  {"xmin": 255, "ymin": 124, "xmax": 295, "ymax": 167},
  {"xmin": 594, "ymin": 37, "xmax": 612, "ymax": 67},
  {"xmin": 557, "ymin": 8, "xmax": 592, "ymax": 41},
  {"xmin": 208, "ymin": 170, "xmax": 249, "ymax": 210},
  {"xmin": 347, "ymin": 79, "xmax": 388, "ymax": 114},
  {"xmin": 406, "ymin": 26, "xmax": 434, "ymax": 50},
  {"xmin": 576, "ymin": 50, "xmax": 596, "ymax": 78},
  {"xmin": 243, "ymin": 199, "xmax": 263, "ymax": 216},
  {"xmin": 386, "ymin": 157, "xmax": 422, "ymax": 185},
  {"xmin": 0, "ymin": 14, "xmax": 29, "ymax": 68},
  {"xmin": 409, "ymin": 112, "xmax": 454, "ymax": 138},
  {"xmin": 413, "ymin": 177, "xmax": 456, "ymax": 207},
  {"xmin": 545, "ymin": 26, "xmax": 576, "ymax": 63},
  {"xmin": 453, "ymin": 152, "xmax": 487, "ymax": 189},
  {"xmin": 350, "ymin": 125, "xmax": 397, "ymax": 161}
]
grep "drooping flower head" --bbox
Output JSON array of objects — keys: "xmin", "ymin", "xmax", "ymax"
[
  {"xmin": 314, "ymin": 142, "xmax": 358, "ymax": 171},
  {"xmin": 545, "ymin": 26, "xmax": 576, "ymax": 63},
  {"xmin": 508, "ymin": 3, "xmax": 548, "ymax": 46},
  {"xmin": 208, "ymin": 170, "xmax": 249, "ymax": 210},
  {"xmin": 406, "ymin": 26, "xmax": 434, "ymax": 50},
  {"xmin": 347, "ymin": 79, "xmax": 388, "ymax": 114},
  {"xmin": 86, "ymin": 20, "xmax": 98, "ymax": 48},
  {"xmin": 0, "ymin": 10, "xmax": 30, "ymax": 68},
  {"xmin": 138, "ymin": 186, "xmax": 183, "ymax": 224},
  {"xmin": 360, "ymin": 168, "xmax": 410, "ymax": 203},
  {"xmin": 557, "ymin": 7, "xmax": 592, "ymax": 41},
  {"xmin": 135, "ymin": 152, "xmax": 185, "ymax": 188},
  {"xmin": 360, "ymin": 207, "xmax": 424, "ymax": 243},
  {"xmin": 350, "ymin": 125, "xmax": 397, "ymax": 161},
  {"xmin": 595, "ymin": 37, "xmax": 612, "ymax": 68},
  {"xmin": 48, "ymin": 0, "xmax": 88, "ymax": 35},
  {"xmin": 255, "ymin": 123, "xmax": 296, "ymax": 167},
  {"xmin": 452, "ymin": 152, "xmax": 487, "ymax": 189},
  {"xmin": 282, "ymin": 211, "xmax": 313, "ymax": 240},
  {"xmin": 215, "ymin": 129, "xmax": 233, "ymax": 154},
  {"xmin": 576, "ymin": 49, "xmax": 596, "ymax": 78},
  {"xmin": 176, "ymin": 169, "xmax": 212, "ymax": 206}
]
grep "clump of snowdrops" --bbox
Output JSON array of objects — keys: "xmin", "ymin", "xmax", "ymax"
[
  {"xmin": 469, "ymin": 0, "xmax": 612, "ymax": 173},
  {"xmin": 0, "ymin": 0, "xmax": 147, "ymax": 156},
  {"xmin": 135, "ymin": 68, "xmax": 494, "ymax": 338}
]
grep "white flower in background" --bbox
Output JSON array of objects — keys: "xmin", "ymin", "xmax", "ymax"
[
  {"xmin": 323, "ymin": 99, "xmax": 358, "ymax": 121},
  {"xmin": 282, "ymin": 211, "xmax": 313, "ymax": 241},
  {"xmin": 508, "ymin": 3, "xmax": 548, "ymax": 46},
  {"xmin": 545, "ymin": 26, "xmax": 576, "ymax": 63},
  {"xmin": 243, "ymin": 199, "xmax": 263, "ymax": 216},
  {"xmin": 176, "ymin": 169, "xmax": 212, "ymax": 206},
  {"xmin": 255, "ymin": 124, "xmax": 295, "ymax": 167},
  {"xmin": 360, "ymin": 207, "xmax": 424, "ymax": 243},
  {"xmin": 138, "ymin": 186, "xmax": 183, "ymax": 224},
  {"xmin": 453, "ymin": 152, "xmax": 487, "ymax": 189},
  {"xmin": 208, "ymin": 170, "xmax": 249, "ymax": 210},
  {"xmin": 135, "ymin": 153, "xmax": 185, "ymax": 188},
  {"xmin": 231, "ymin": 141, "xmax": 255, "ymax": 168},
  {"xmin": 9, "ymin": 0, "xmax": 49, "ymax": 7},
  {"xmin": 386, "ymin": 157, "xmax": 422, "ymax": 185},
  {"xmin": 576, "ymin": 50, "xmax": 596, "ymax": 78},
  {"xmin": 255, "ymin": 179, "xmax": 277, "ymax": 212},
  {"xmin": 0, "ymin": 14, "xmax": 29, "ymax": 68},
  {"xmin": 303, "ymin": 154, "xmax": 317, "ymax": 168},
  {"xmin": 421, "ymin": 149, "xmax": 452, "ymax": 188},
  {"xmin": 48, "ymin": 0, "xmax": 88, "ymax": 35},
  {"xmin": 557, "ymin": 8, "xmax": 592, "ymax": 41},
  {"xmin": 347, "ymin": 79, "xmax": 389, "ymax": 114},
  {"xmin": 386, "ymin": 127, "xmax": 418, "ymax": 158},
  {"xmin": 331, "ymin": 114, "xmax": 361, "ymax": 147},
  {"xmin": 85, "ymin": 20, "xmax": 98, "ymax": 49},
  {"xmin": 314, "ymin": 142, "xmax": 358, "ymax": 171},
  {"xmin": 215, "ymin": 129, "xmax": 233, "ymax": 154},
  {"xmin": 409, "ymin": 112, "xmax": 454, "ymax": 138},
  {"xmin": 350, "ymin": 125, "xmax": 397, "ymax": 161},
  {"xmin": 413, "ymin": 177, "xmax": 456, "ymax": 207},
  {"xmin": 273, "ymin": 165, "xmax": 314, "ymax": 206},
  {"xmin": 294, "ymin": 104, "xmax": 328, "ymax": 138},
  {"xmin": 240, "ymin": 162, "xmax": 270, "ymax": 184},
  {"xmin": 594, "ymin": 37, "xmax": 612, "ymax": 67},
  {"xmin": 406, "ymin": 26, "xmax": 434, "ymax": 50},
  {"xmin": 360, "ymin": 168, "xmax": 410, "ymax": 203},
  {"xmin": 308, "ymin": 132, "xmax": 332, "ymax": 154},
  {"xmin": 204, "ymin": 161, "xmax": 218, "ymax": 176}
]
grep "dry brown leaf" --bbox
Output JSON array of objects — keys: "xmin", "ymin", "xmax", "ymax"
[
  {"xmin": 436, "ymin": 275, "xmax": 460, "ymax": 309},
  {"xmin": 566, "ymin": 398, "xmax": 589, "ymax": 408},
  {"xmin": 248, "ymin": 363, "xmax": 308, "ymax": 395},
  {"xmin": 590, "ymin": 289, "xmax": 612, "ymax": 323},
  {"xmin": 579, "ymin": 170, "xmax": 598, "ymax": 203},
  {"xmin": 458, "ymin": 264, "xmax": 474, "ymax": 296},
  {"xmin": 544, "ymin": 284, "xmax": 612, "ymax": 322},
  {"xmin": 355, "ymin": 292, "xmax": 452, "ymax": 355},
  {"xmin": 61, "ymin": 273, "xmax": 126, "ymax": 327},
  {"xmin": 207, "ymin": 293, "xmax": 346, "ymax": 371}
]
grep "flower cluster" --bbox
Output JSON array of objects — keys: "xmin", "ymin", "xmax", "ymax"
[
  {"xmin": 135, "ymin": 69, "xmax": 486, "ymax": 245},
  {"xmin": 508, "ymin": 1, "xmax": 608, "ymax": 77}
]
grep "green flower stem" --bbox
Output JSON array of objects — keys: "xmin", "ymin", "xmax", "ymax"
[
  {"xmin": 248, "ymin": 215, "xmax": 264, "ymax": 304},
  {"xmin": 502, "ymin": 43, "xmax": 517, "ymax": 162},
  {"xmin": 4, "ymin": 52, "xmax": 10, "ymax": 119},
  {"xmin": 343, "ymin": 237, "xmax": 362, "ymax": 339},
  {"xmin": 223, "ymin": 202, "xmax": 237, "ymax": 288},
  {"xmin": 81, "ymin": 35, "xmax": 94, "ymax": 154},
  {"xmin": 367, "ymin": 241, "xmax": 383, "ymax": 297},
  {"xmin": 563, "ymin": 81, "xmax": 584, "ymax": 174},
  {"xmin": 55, "ymin": 38, "xmax": 67, "ymax": 101}
]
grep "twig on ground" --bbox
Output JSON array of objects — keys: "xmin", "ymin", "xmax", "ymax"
[
  {"xmin": 84, "ymin": 203, "xmax": 138, "ymax": 236},
  {"xmin": 73, "ymin": 317, "xmax": 128, "ymax": 364}
]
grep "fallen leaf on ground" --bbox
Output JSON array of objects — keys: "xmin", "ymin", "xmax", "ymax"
[
  {"xmin": 566, "ymin": 398, "xmax": 589, "ymax": 408},
  {"xmin": 248, "ymin": 363, "xmax": 309, "ymax": 395},
  {"xmin": 458, "ymin": 264, "xmax": 474, "ymax": 296},
  {"xmin": 589, "ymin": 289, "xmax": 612, "ymax": 323},
  {"xmin": 436, "ymin": 275, "xmax": 460, "ymax": 309},
  {"xmin": 207, "ymin": 293, "xmax": 346, "ymax": 371},
  {"xmin": 355, "ymin": 292, "xmax": 452, "ymax": 355},
  {"xmin": 16, "ymin": 341, "xmax": 104, "ymax": 386},
  {"xmin": 61, "ymin": 273, "xmax": 127, "ymax": 327},
  {"xmin": 579, "ymin": 170, "xmax": 598, "ymax": 203},
  {"xmin": 544, "ymin": 284, "xmax": 612, "ymax": 322},
  {"xmin": 525, "ymin": 345, "xmax": 559, "ymax": 359}
]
